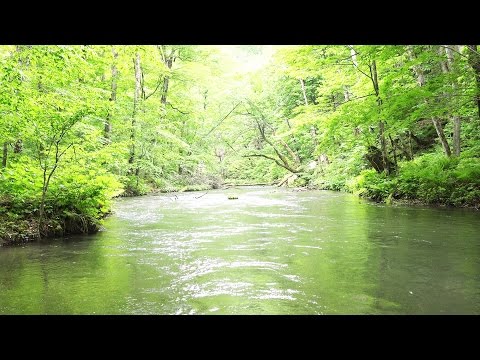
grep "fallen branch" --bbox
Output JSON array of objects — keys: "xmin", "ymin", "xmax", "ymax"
[
  {"xmin": 277, "ymin": 173, "xmax": 297, "ymax": 187},
  {"xmin": 222, "ymin": 183, "xmax": 272, "ymax": 189},
  {"xmin": 194, "ymin": 191, "xmax": 208, "ymax": 199}
]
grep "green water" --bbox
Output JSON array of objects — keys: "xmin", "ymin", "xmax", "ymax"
[{"xmin": 1, "ymin": 187, "xmax": 479, "ymax": 314}]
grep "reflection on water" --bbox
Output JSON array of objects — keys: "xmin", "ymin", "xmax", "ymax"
[{"xmin": 1, "ymin": 187, "xmax": 479, "ymax": 314}]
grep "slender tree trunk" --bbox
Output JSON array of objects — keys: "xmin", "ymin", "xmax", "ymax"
[
  {"xmin": 311, "ymin": 126, "xmax": 318, "ymax": 149},
  {"xmin": 38, "ymin": 140, "xmax": 72, "ymax": 236},
  {"xmin": 389, "ymin": 134, "xmax": 397, "ymax": 167},
  {"xmin": 39, "ymin": 167, "xmax": 50, "ymax": 235},
  {"xmin": 453, "ymin": 116, "xmax": 461, "ymax": 156},
  {"xmin": 371, "ymin": 60, "xmax": 380, "ymax": 102},
  {"xmin": 203, "ymin": 89, "xmax": 208, "ymax": 111},
  {"xmin": 2, "ymin": 142, "xmax": 7, "ymax": 168},
  {"xmin": 129, "ymin": 53, "xmax": 142, "ymax": 171},
  {"xmin": 370, "ymin": 59, "xmax": 390, "ymax": 174},
  {"xmin": 343, "ymin": 85, "xmax": 350, "ymax": 101},
  {"xmin": 445, "ymin": 45, "xmax": 454, "ymax": 67},
  {"xmin": 379, "ymin": 121, "xmax": 390, "ymax": 174},
  {"xmin": 251, "ymin": 116, "xmax": 299, "ymax": 173},
  {"xmin": 408, "ymin": 131, "xmax": 414, "ymax": 160},
  {"xmin": 39, "ymin": 162, "xmax": 58, "ymax": 236},
  {"xmin": 440, "ymin": 45, "xmax": 461, "ymax": 156},
  {"xmin": 432, "ymin": 119, "xmax": 451, "ymax": 156},
  {"xmin": 12, "ymin": 46, "xmax": 26, "ymax": 153},
  {"xmin": 467, "ymin": 45, "xmax": 480, "ymax": 119},
  {"xmin": 161, "ymin": 57, "xmax": 173, "ymax": 105},
  {"xmin": 408, "ymin": 46, "xmax": 454, "ymax": 157},
  {"xmin": 105, "ymin": 46, "xmax": 118, "ymax": 141},
  {"xmin": 300, "ymin": 78, "xmax": 308, "ymax": 105},
  {"xmin": 438, "ymin": 46, "xmax": 450, "ymax": 73},
  {"xmin": 350, "ymin": 46, "xmax": 358, "ymax": 67},
  {"xmin": 285, "ymin": 118, "xmax": 292, "ymax": 129},
  {"xmin": 278, "ymin": 137, "xmax": 301, "ymax": 165},
  {"xmin": 407, "ymin": 46, "xmax": 425, "ymax": 86}
]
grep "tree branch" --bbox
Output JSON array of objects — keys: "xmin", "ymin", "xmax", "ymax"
[
  {"xmin": 243, "ymin": 154, "xmax": 299, "ymax": 173},
  {"xmin": 144, "ymin": 75, "xmax": 163, "ymax": 100},
  {"xmin": 166, "ymin": 102, "xmax": 189, "ymax": 115},
  {"xmin": 336, "ymin": 93, "xmax": 376, "ymax": 107},
  {"xmin": 205, "ymin": 102, "xmax": 242, "ymax": 136}
]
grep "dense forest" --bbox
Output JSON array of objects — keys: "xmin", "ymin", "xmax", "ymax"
[{"xmin": 1, "ymin": 45, "xmax": 479, "ymax": 245}]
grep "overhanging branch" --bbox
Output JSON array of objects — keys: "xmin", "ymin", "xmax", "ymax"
[
  {"xmin": 243, "ymin": 153, "xmax": 299, "ymax": 173},
  {"xmin": 144, "ymin": 75, "xmax": 163, "ymax": 100},
  {"xmin": 205, "ymin": 102, "xmax": 242, "ymax": 136},
  {"xmin": 166, "ymin": 102, "xmax": 189, "ymax": 115}
]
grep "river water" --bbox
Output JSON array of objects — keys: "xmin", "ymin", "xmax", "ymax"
[{"xmin": 1, "ymin": 187, "xmax": 479, "ymax": 314}]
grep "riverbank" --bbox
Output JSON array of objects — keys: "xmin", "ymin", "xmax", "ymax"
[
  {"xmin": 3, "ymin": 174, "xmax": 478, "ymax": 247},
  {"xmin": 0, "ymin": 208, "xmax": 102, "ymax": 247},
  {"xmin": 314, "ymin": 179, "xmax": 480, "ymax": 210},
  {"xmin": 0, "ymin": 181, "xmax": 218, "ymax": 246},
  {"xmin": 309, "ymin": 152, "xmax": 480, "ymax": 210}
]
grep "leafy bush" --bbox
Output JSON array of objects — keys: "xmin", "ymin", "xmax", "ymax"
[
  {"xmin": 121, "ymin": 175, "xmax": 150, "ymax": 196},
  {"xmin": 50, "ymin": 169, "xmax": 123, "ymax": 219},
  {"xmin": 347, "ymin": 152, "xmax": 480, "ymax": 207}
]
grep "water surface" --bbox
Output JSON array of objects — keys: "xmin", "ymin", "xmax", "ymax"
[{"xmin": 1, "ymin": 187, "xmax": 479, "ymax": 314}]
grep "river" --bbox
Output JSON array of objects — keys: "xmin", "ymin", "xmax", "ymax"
[{"xmin": 1, "ymin": 186, "xmax": 479, "ymax": 314}]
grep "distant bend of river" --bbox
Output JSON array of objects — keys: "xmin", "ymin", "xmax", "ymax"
[{"xmin": 1, "ymin": 186, "xmax": 479, "ymax": 314}]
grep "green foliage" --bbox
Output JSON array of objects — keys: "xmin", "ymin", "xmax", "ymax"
[
  {"xmin": 0, "ymin": 157, "xmax": 43, "ymax": 206},
  {"xmin": 122, "ymin": 175, "xmax": 150, "ymax": 196},
  {"xmin": 2, "ymin": 44, "xmax": 480, "ymax": 244},
  {"xmin": 51, "ymin": 168, "xmax": 123, "ymax": 218},
  {"xmin": 348, "ymin": 153, "xmax": 480, "ymax": 207}
]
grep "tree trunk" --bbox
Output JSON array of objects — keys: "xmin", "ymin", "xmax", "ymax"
[
  {"xmin": 350, "ymin": 46, "xmax": 358, "ymax": 67},
  {"xmin": 407, "ymin": 46, "xmax": 425, "ymax": 86},
  {"xmin": 12, "ymin": 46, "xmax": 26, "ymax": 154},
  {"xmin": 161, "ymin": 57, "xmax": 174, "ymax": 105},
  {"xmin": 300, "ymin": 78, "xmax": 308, "ymax": 105},
  {"xmin": 39, "ymin": 141, "xmax": 71, "ymax": 236},
  {"xmin": 410, "ymin": 46, "xmax": 456, "ymax": 157},
  {"xmin": 38, "ymin": 161, "xmax": 58, "ymax": 236},
  {"xmin": 246, "ymin": 104, "xmax": 300, "ymax": 174},
  {"xmin": 203, "ymin": 89, "xmax": 208, "ymax": 110},
  {"xmin": 408, "ymin": 131, "xmax": 414, "ymax": 160},
  {"xmin": 445, "ymin": 45, "xmax": 454, "ymax": 68},
  {"xmin": 104, "ymin": 46, "xmax": 118, "ymax": 141},
  {"xmin": 13, "ymin": 139, "xmax": 22, "ymax": 153},
  {"xmin": 2, "ymin": 142, "xmax": 7, "ymax": 168},
  {"xmin": 438, "ymin": 46, "xmax": 450, "ymax": 73},
  {"xmin": 278, "ymin": 137, "xmax": 301, "ymax": 165},
  {"xmin": 467, "ymin": 45, "xmax": 480, "ymax": 119},
  {"xmin": 129, "ymin": 53, "xmax": 142, "ymax": 171},
  {"xmin": 379, "ymin": 121, "xmax": 390, "ymax": 175},
  {"xmin": 389, "ymin": 134, "xmax": 397, "ymax": 167},
  {"xmin": 370, "ymin": 59, "xmax": 390, "ymax": 174},
  {"xmin": 255, "ymin": 121, "xmax": 294, "ymax": 171},
  {"xmin": 432, "ymin": 119, "xmax": 451, "ymax": 156},
  {"xmin": 310, "ymin": 126, "xmax": 318, "ymax": 149},
  {"xmin": 371, "ymin": 60, "xmax": 380, "ymax": 100},
  {"xmin": 440, "ymin": 45, "xmax": 461, "ymax": 156},
  {"xmin": 453, "ymin": 116, "xmax": 461, "ymax": 156},
  {"xmin": 343, "ymin": 85, "xmax": 350, "ymax": 101}
]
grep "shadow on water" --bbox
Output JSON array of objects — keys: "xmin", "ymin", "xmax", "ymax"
[{"xmin": 1, "ymin": 187, "xmax": 479, "ymax": 314}]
